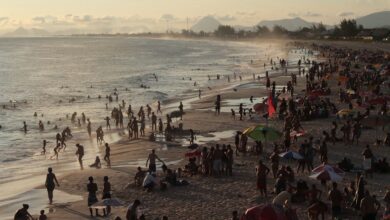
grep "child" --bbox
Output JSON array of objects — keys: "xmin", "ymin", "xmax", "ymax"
[
  {"xmin": 231, "ymin": 109, "xmax": 236, "ymax": 120},
  {"xmin": 39, "ymin": 210, "xmax": 47, "ymax": 220}
]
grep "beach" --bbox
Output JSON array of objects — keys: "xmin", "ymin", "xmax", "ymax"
[{"xmin": 2, "ymin": 38, "xmax": 390, "ymax": 220}]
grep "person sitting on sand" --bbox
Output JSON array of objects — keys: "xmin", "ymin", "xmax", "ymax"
[
  {"xmin": 142, "ymin": 172, "xmax": 158, "ymax": 192},
  {"xmin": 89, "ymin": 156, "xmax": 101, "ymax": 168},
  {"xmin": 184, "ymin": 157, "xmax": 199, "ymax": 176},
  {"xmin": 14, "ymin": 204, "xmax": 34, "ymax": 220},
  {"xmin": 134, "ymin": 167, "xmax": 146, "ymax": 187}
]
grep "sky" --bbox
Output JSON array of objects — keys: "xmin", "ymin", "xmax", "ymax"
[{"xmin": 0, "ymin": 0, "xmax": 389, "ymax": 34}]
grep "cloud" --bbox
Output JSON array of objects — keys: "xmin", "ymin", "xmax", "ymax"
[
  {"xmin": 217, "ymin": 15, "xmax": 236, "ymax": 22},
  {"xmin": 304, "ymin": 12, "xmax": 321, "ymax": 17},
  {"xmin": 288, "ymin": 13, "xmax": 300, "ymax": 17},
  {"xmin": 160, "ymin": 14, "xmax": 178, "ymax": 21},
  {"xmin": 339, "ymin": 12, "xmax": 355, "ymax": 17},
  {"xmin": 0, "ymin": 17, "xmax": 9, "ymax": 26},
  {"xmin": 289, "ymin": 12, "xmax": 322, "ymax": 18}
]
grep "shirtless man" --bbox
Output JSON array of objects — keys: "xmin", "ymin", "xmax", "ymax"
[{"xmin": 146, "ymin": 150, "xmax": 164, "ymax": 172}]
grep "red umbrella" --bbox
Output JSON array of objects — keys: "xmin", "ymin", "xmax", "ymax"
[
  {"xmin": 241, "ymin": 204, "xmax": 288, "ymax": 220},
  {"xmin": 312, "ymin": 164, "xmax": 344, "ymax": 174}
]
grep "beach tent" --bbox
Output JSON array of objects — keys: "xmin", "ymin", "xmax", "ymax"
[
  {"xmin": 240, "ymin": 204, "xmax": 288, "ymax": 220},
  {"xmin": 243, "ymin": 125, "xmax": 282, "ymax": 142}
]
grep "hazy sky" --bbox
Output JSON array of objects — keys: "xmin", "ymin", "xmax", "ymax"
[{"xmin": 0, "ymin": 0, "xmax": 389, "ymax": 33}]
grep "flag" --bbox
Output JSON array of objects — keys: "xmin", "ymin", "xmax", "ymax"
[{"xmin": 267, "ymin": 93, "xmax": 276, "ymax": 117}]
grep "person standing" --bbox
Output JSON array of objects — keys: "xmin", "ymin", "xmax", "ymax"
[
  {"xmin": 146, "ymin": 149, "xmax": 164, "ymax": 172},
  {"xmin": 22, "ymin": 121, "xmax": 27, "ymax": 133},
  {"xmin": 102, "ymin": 176, "xmax": 111, "ymax": 216},
  {"xmin": 256, "ymin": 160, "xmax": 270, "ymax": 197},
  {"xmin": 45, "ymin": 167, "xmax": 59, "ymax": 204},
  {"xmin": 360, "ymin": 190, "xmax": 380, "ymax": 220},
  {"xmin": 179, "ymin": 101, "xmax": 184, "ymax": 120},
  {"xmin": 151, "ymin": 112, "xmax": 157, "ymax": 131},
  {"xmin": 87, "ymin": 118, "xmax": 92, "ymax": 137},
  {"xmin": 104, "ymin": 143, "xmax": 111, "ymax": 164},
  {"xmin": 87, "ymin": 176, "xmax": 100, "ymax": 217},
  {"xmin": 328, "ymin": 182, "xmax": 343, "ymax": 220},
  {"xmin": 75, "ymin": 143, "xmax": 85, "ymax": 167},
  {"xmin": 234, "ymin": 132, "xmax": 240, "ymax": 156},
  {"xmin": 157, "ymin": 101, "xmax": 162, "ymax": 114},
  {"xmin": 126, "ymin": 199, "xmax": 142, "ymax": 220}
]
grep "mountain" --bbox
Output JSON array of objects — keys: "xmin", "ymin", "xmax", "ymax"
[
  {"xmin": 356, "ymin": 11, "xmax": 390, "ymax": 28},
  {"xmin": 4, "ymin": 27, "xmax": 50, "ymax": 37},
  {"xmin": 257, "ymin": 17, "xmax": 315, "ymax": 31},
  {"xmin": 191, "ymin": 16, "xmax": 221, "ymax": 32}
]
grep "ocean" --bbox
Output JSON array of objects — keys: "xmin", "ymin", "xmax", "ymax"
[{"xmin": 0, "ymin": 37, "xmax": 310, "ymax": 218}]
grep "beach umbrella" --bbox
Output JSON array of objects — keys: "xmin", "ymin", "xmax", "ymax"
[
  {"xmin": 312, "ymin": 164, "xmax": 345, "ymax": 174},
  {"xmin": 309, "ymin": 170, "xmax": 343, "ymax": 182},
  {"xmin": 243, "ymin": 125, "xmax": 282, "ymax": 142},
  {"xmin": 240, "ymin": 204, "xmax": 288, "ymax": 220},
  {"xmin": 91, "ymin": 198, "xmax": 125, "ymax": 208},
  {"xmin": 279, "ymin": 150, "xmax": 304, "ymax": 160}
]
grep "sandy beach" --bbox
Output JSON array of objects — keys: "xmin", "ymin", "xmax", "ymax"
[{"xmin": 4, "ymin": 39, "xmax": 390, "ymax": 220}]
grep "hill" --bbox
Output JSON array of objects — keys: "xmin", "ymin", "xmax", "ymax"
[
  {"xmin": 257, "ymin": 17, "xmax": 315, "ymax": 31},
  {"xmin": 191, "ymin": 16, "xmax": 221, "ymax": 33},
  {"xmin": 356, "ymin": 11, "xmax": 390, "ymax": 28}
]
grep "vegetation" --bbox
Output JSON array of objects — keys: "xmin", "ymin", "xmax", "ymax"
[{"xmin": 177, "ymin": 19, "xmax": 389, "ymax": 41}]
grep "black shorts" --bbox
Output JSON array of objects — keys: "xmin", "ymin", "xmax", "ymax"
[{"xmin": 149, "ymin": 164, "xmax": 156, "ymax": 172}]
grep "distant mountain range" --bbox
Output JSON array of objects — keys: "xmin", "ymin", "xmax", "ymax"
[
  {"xmin": 3, "ymin": 27, "xmax": 50, "ymax": 37},
  {"xmin": 190, "ymin": 11, "xmax": 390, "ymax": 33},
  {"xmin": 257, "ymin": 17, "xmax": 319, "ymax": 31},
  {"xmin": 356, "ymin": 11, "xmax": 390, "ymax": 28},
  {"xmin": 191, "ymin": 16, "xmax": 221, "ymax": 32}
]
